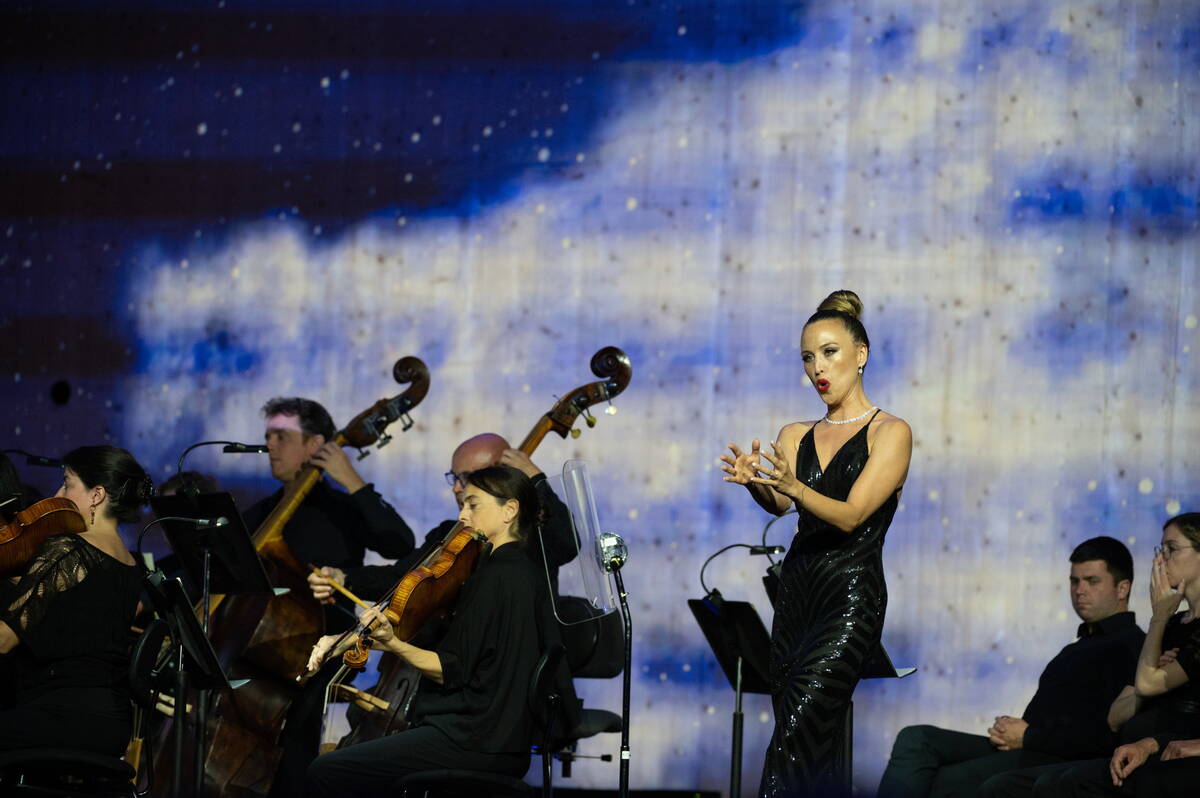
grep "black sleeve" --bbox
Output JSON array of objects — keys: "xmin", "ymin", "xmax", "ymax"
[
  {"xmin": 534, "ymin": 476, "xmax": 579, "ymax": 570},
  {"xmin": 1, "ymin": 536, "xmax": 91, "ymax": 651},
  {"xmin": 1175, "ymin": 630, "xmax": 1200, "ymax": 684},
  {"xmin": 346, "ymin": 483, "xmax": 416, "ymax": 558},
  {"xmin": 1023, "ymin": 640, "xmax": 1137, "ymax": 758},
  {"xmin": 344, "ymin": 563, "xmax": 405, "ymax": 602},
  {"xmin": 344, "ymin": 522, "xmax": 452, "ymax": 600}
]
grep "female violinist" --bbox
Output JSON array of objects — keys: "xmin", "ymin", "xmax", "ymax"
[
  {"xmin": 0, "ymin": 445, "xmax": 151, "ymax": 755},
  {"xmin": 305, "ymin": 464, "xmax": 557, "ymax": 796}
]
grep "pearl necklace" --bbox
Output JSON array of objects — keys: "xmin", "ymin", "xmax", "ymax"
[{"xmin": 823, "ymin": 407, "xmax": 876, "ymax": 425}]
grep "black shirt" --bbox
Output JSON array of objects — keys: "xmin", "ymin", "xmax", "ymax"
[
  {"xmin": 1, "ymin": 535, "xmax": 142, "ymax": 701},
  {"xmin": 1020, "ymin": 610, "xmax": 1145, "ymax": 758},
  {"xmin": 241, "ymin": 479, "xmax": 415, "ymax": 631},
  {"xmin": 412, "ymin": 542, "xmax": 573, "ymax": 753},
  {"xmin": 1121, "ymin": 612, "xmax": 1200, "ymax": 746},
  {"xmin": 344, "ymin": 475, "xmax": 577, "ymax": 601}
]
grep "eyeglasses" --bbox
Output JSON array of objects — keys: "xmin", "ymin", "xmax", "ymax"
[
  {"xmin": 1155, "ymin": 544, "xmax": 1197, "ymax": 561},
  {"xmin": 443, "ymin": 470, "xmax": 472, "ymax": 488}
]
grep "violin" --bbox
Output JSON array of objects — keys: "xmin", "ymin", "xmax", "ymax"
[
  {"xmin": 0, "ymin": 497, "xmax": 87, "ymax": 578},
  {"xmin": 315, "ymin": 346, "xmax": 632, "ymax": 744}
]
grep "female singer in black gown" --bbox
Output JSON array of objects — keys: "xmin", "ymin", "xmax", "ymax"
[
  {"xmin": 0, "ymin": 445, "xmax": 151, "ymax": 755},
  {"xmin": 721, "ymin": 290, "xmax": 912, "ymax": 797}
]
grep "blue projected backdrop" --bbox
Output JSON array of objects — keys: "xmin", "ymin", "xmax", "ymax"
[{"xmin": 2, "ymin": 1, "xmax": 1198, "ymax": 794}]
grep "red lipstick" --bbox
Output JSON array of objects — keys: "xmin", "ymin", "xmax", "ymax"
[{"xmin": 815, "ymin": 378, "xmax": 830, "ymax": 393}]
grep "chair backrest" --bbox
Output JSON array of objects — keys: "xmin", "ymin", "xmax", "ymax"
[
  {"xmin": 555, "ymin": 595, "xmax": 623, "ymax": 679},
  {"xmin": 527, "ymin": 643, "xmax": 566, "ymax": 735},
  {"xmin": 128, "ymin": 618, "xmax": 170, "ymax": 712}
]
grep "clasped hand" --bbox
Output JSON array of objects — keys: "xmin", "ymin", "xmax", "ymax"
[
  {"xmin": 986, "ymin": 715, "xmax": 1026, "ymax": 750},
  {"xmin": 721, "ymin": 440, "xmax": 800, "ymax": 499}
]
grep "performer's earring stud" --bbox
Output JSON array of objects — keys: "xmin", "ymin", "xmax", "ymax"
[{"xmin": 857, "ymin": 366, "xmax": 864, "ymax": 375}]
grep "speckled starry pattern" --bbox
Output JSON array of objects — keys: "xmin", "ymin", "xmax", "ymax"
[{"xmin": 0, "ymin": 1, "xmax": 1198, "ymax": 795}]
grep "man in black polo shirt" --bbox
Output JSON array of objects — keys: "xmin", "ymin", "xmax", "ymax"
[
  {"xmin": 876, "ymin": 536, "xmax": 1144, "ymax": 798},
  {"xmin": 239, "ymin": 396, "xmax": 416, "ymax": 798}
]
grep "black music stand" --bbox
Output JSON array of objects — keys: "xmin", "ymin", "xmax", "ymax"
[
  {"xmin": 149, "ymin": 493, "xmax": 275, "ymax": 798},
  {"xmin": 689, "ymin": 596, "xmax": 771, "ymax": 798},
  {"xmin": 142, "ymin": 570, "xmax": 248, "ymax": 798},
  {"xmin": 150, "ymin": 492, "xmax": 275, "ymax": 600}
]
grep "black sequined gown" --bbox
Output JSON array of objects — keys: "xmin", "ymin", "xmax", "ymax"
[{"xmin": 760, "ymin": 410, "xmax": 898, "ymax": 797}]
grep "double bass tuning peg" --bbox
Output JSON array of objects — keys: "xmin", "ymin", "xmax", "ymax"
[
  {"xmin": 583, "ymin": 408, "xmax": 597, "ymax": 429},
  {"xmin": 570, "ymin": 428, "xmax": 582, "ymax": 439}
]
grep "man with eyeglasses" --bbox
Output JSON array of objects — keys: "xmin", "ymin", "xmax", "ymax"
[{"xmin": 308, "ymin": 432, "xmax": 577, "ymax": 605}]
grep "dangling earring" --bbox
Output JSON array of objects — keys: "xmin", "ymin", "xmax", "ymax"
[
  {"xmin": 89, "ymin": 506, "xmax": 96, "ymax": 525},
  {"xmin": 857, "ymin": 366, "xmax": 864, "ymax": 375}
]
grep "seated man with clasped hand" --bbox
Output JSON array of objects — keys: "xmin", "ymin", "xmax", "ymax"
[{"xmin": 875, "ymin": 536, "xmax": 1144, "ymax": 798}]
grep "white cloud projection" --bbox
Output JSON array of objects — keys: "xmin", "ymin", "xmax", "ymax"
[{"xmin": 113, "ymin": 1, "xmax": 1200, "ymax": 793}]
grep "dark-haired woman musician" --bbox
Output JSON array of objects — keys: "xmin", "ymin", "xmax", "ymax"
[
  {"xmin": 305, "ymin": 464, "xmax": 564, "ymax": 797},
  {"xmin": 722, "ymin": 290, "xmax": 912, "ymax": 797},
  {"xmin": 0, "ymin": 445, "xmax": 151, "ymax": 755}
]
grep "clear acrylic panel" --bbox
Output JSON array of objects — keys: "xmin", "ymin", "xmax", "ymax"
[{"xmin": 543, "ymin": 458, "xmax": 618, "ymax": 624}]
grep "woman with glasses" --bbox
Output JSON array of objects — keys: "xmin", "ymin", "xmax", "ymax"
[{"xmin": 1052, "ymin": 512, "xmax": 1200, "ymax": 796}]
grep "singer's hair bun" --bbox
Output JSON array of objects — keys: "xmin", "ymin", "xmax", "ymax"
[{"xmin": 816, "ymin": 290, "xmax": 864, "ymax": 319}]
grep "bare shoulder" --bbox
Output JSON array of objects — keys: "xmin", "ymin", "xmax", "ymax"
[
  {"xmin": 777, "ymin": 421, "xmax": 816, "ymax": 445},
  {"xmin": 868, "ymin": 411, "xmax": 912, "ymax": 447}
]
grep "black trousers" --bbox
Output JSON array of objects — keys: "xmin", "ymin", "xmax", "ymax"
[
  {"xmin": 1057, "ymin": 755, "xmax": 1200, "ymax": 797},
  {"xmin": 976, "ymin": 760, "xmax": 1079, "ymax": 797},
  {"xmin": 0, "ymin": 687, "xmax": 131, "ymax": 756},
  {"xmin": 306, "ymin": 725, "xmax": 529, "ymax": 798},
  {"xmin": 875, "ymin": 725, "xmax": 1063, "ymax": 798}
]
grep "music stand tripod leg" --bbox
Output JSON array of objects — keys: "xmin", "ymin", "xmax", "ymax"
[
  {"xmin": 172, "ymin": 643, "xmax": 187, "ymax": 798},
  {"xmin": 731, "ymin": 656, "xmax": 744, "ymax": 798},
  {"xmin": 842, "ymin": 700, "xmax": 853, "ymax": 793}
]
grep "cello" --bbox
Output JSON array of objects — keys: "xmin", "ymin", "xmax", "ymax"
[
  {"xmin": 322, "ymin": 345, "xmax": 632, "ymax": 747},
  {"xmin": 152, "ymin": 356, "xmax": 430, "ymax": 798}
]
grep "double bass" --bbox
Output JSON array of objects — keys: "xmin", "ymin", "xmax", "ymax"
[
  {"xmin": 153, "ymin": 356, "xmax": 430, "ymax": 798},
  {"xmin": 324, "ymin": 345, "xmax": 632, "ymax": 747}
]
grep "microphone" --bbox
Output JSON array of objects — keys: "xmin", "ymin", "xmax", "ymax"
[
  {"xmin": 222, "ymin": 443, "xmax": 268, "ymax": 454},
  {"xmin": 185, "ymin": 516, "xmax": 229, "ymax": 528},
  {"xmin": 2, "ymin": 449, "xmax": 63, "ymax": 468},
  {"xmin": 748, "ymin": 545, "xmax": 785, "ymax": 555},
  {"xmin": 26, "ymin": 454, "xmax": 63, "ymax": 468}
]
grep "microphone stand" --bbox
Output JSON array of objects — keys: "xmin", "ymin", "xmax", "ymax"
[
  {"xmin": 175, "ymin": 440, "xmax": 267, "ymax": 480},
  {"xmin": 599, "ymin": 533, "xmax": 632, "ymax": 798},
  {"xmin": 693, "ymin": 542, "xmax": 783, "ymax": 798},
  {"xmin": 137, "ymin": 515, "xmax": 229, "ymax": 798}
]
